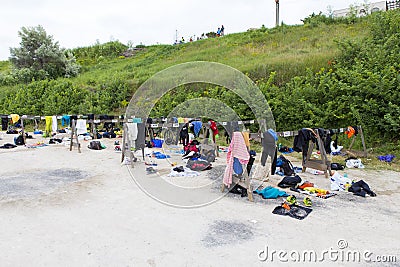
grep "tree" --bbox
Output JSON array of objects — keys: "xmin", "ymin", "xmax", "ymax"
[{"xmin": 9, "ymin": 25, "xmax": 80, "ymax": 81}]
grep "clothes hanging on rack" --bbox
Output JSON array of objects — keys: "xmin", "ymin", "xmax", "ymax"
[
  {"xmin": 76, "ymin": 119, "xmax": 87, "ymax": 135},
  {"xmin": 191, "ymin": 121, "xmax": 202, "ymax": 137},
  {"xmin": 126, "ymin": 123, "xmax": 138, "ymax": 143},
  {"xmin": 1, "ymin": 115, "xmax": 8, "ymax": 131},
  {"xmin": 180, "ymin": 123, "xmax": 189, "ymax": 146},
  {"xmin": 61, "ymin": 115, "xmax": 70, "ymax": 127},
  {"xmin": 45, "ymin": 116, "xmax": 52, "ymax": 134},
  {"xmin": 10, "ymin": 114, "xmax": 20, "ymax": 124},
  {"xmin": 223, "ymin": 132, "xmax": 250, "ymax": 187},
  {"xmin": 261, "ymin": 130, "xmax": 277, "ymax": 175},
  {"xmin": 208, "ymin": 120, "xmax": 219, "ymax": 137},
  {"xmin": 225, "ymin": 121, "xmax": 239, "ymax": 140},
  {"xmin": 52, "ymin": 116, "xmax": 58, "ymax": 133},
  {"xmin": 293, "ymin": 128, "xmax": 317, "ymax": 163},
  {"xmin": 69, "ymin": 115, "xmax": 78, "ymax": 127},
  {"xmin": 135, "ymin": 123, "xmax": 146, "ymax": 151}
]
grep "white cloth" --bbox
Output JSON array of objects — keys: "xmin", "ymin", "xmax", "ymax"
[
  {"xmin": 330, "ymin": 172, "xmax": 352, "ymax": 191},
  {"xmin": 345, "ymin": 158, "xmax": 365, "ymax": 168},
  {"xmin": 167, "ymin": 167, "xmax": 200, "ymax": 177},
  {"xmin": 126, "ymin": 123, "xmax": 138, "ymax": 149},
  {"xmin": 52, "ymin": 116, "xmax": 58, "ymax": 133},
  {"xmin": 76, "ymin": 119, "xmax": 87, "ymax": 135},
  {"xmin": 126, "ymin": 123, "xmax": 138, "ymax": 141},
  {"xmin": 330, "ymin": 141, "xmax": 343, "ymax": 154}
]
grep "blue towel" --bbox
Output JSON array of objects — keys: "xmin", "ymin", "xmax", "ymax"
[
  {"xmin": 267, "ymin": 128, "xmax": 278, "ymax": 141},
  {"xmin": 233, "ymin": 157, "xmax": 243, "ymax": 175},
  {"xmin": 254, "ymin": 186, "xmax": 288, "ymax": 199},
  {"xmin": 192, "ymin": 121, "xmax": 202, "ymax": 137},
  {"xmin": 61, "ymin": 115, "xmax": 70, "ymax": 127}
]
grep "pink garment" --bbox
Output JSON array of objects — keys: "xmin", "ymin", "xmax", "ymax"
[{"xmin": 223, "ymin": 132, "xmax": 250, "ymax": 186}]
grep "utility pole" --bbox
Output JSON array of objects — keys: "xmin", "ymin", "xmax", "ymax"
[{"xmin": 275, "ymin": 0, "xmax": 280, "ymax": 27}]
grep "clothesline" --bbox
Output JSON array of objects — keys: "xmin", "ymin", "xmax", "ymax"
[
  {"xmin": 275, "ymin": 127, "xmax": 357, "ymax": 138},
  {"xmin": 2, "ymin": 114, "xmax": 259, "ymax": 124}
]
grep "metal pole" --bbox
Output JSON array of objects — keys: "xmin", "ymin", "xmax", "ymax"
[{"xmin": 275, "ymin": 0, "xmax": 280, "ymax": 27}]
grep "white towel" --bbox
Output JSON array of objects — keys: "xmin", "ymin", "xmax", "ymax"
[
  {"xmin": 126, "ymin": 123, "xmax": 138, "ymax": 141},
  {"xmin": 52, "ymin": 116, "xmax": 58, "ymax": 133},
  {"xmin": 76, "ymin": 119, "xmax": 87, "ymax": 135},
  {"xmin": 126, "ymin": 123, "xmax": 138, "ymax": 149}
]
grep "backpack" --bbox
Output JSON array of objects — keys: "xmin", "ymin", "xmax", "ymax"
[
  {"xmin": 200, "ymin": 144, "xmax": 216, "ymax": 162},
  {"xmin": 186, "ymin": 159, "xmax": 211, "ymax": 171},
  {"xmin": 14, "ymin": 135, "xmax": 25, "ymax": 146},
  {"xmin": 277, "ymin": 155, "xmax": 295, "ymax": 176},
  {"xmin": 88, "ymin": 140, "xmax": 102, "ymax": 150}
]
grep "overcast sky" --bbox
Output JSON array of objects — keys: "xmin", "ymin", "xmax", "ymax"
[{"xmin": 0, "ymin": 0, "xmax": 358, "ymax": 60}]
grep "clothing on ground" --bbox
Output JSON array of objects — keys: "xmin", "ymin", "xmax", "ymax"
[{"xmin": 253, "ymin": 186, "xmax": 289, "ymax": 199}]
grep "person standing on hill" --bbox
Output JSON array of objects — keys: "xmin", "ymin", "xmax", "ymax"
[{"xmin": 221, "ymin": 25, "xmax": 225, "ymax": 36}]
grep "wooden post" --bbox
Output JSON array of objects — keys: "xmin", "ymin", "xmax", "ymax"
[
  {"xmin": 359, "ymin": 125, "xmax": 367, "ymax": 157},
  {"xmin": 347, "ymin": 125, "xmax": 367, "ymax": 157},
  {"xmin": 69, "ymin": 119, "xmax": 81, "ymax": 153},
  {"xmin": 75, "ymin": 125, "xmax": 81, "ymax": 153},
  {"xmin": 121, "ymin": 123, "xmax": 127, "ymax": 163},
  {"xmin": 69, "ymin": 120, "xmax": 74, "ymax": 151},
  {"xmin": 21, "ymin": 117, "xmax": 26, "ymax": 144}
]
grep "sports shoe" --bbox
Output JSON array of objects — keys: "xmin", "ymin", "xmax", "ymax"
[
  {"xmin": 303, "ymin": 196, "xmax": 312, "ymax": 207},
  {"xmin": 286, "ymin": 195, "xmax": 297, "ymax": 205}
]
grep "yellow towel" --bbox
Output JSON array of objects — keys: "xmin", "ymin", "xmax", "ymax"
[
  {"xmin": 45, "ymin": 116, "xmax": 52, "ymax": 133},
  {"xmin": 10, "ymin": 114, "xmax": 20, "ymax": 124},
  {"xmin": 241, "ymin": 131, "xmax": 250, "ymax": 148}
]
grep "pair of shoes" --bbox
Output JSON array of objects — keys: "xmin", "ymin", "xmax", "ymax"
[{"xmin": 287, "ymin": 195, "xmax": 312, "ymax": 207}]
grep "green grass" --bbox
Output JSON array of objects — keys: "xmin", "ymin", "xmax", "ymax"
[{"xmin": 61, "ymin": 21, "xmax": 370, "ymax": 89}]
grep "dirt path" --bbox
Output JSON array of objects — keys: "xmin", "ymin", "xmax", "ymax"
[{"xmin": 0, "ymin": 133, "xmax": 399, "ymax": 266}]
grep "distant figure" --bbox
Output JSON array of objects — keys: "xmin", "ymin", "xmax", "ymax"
[
  {"xmin": 189, "ymin": 36, "xmax": 193, "ymax": 42},
  {"xmin": 221, "ymin": 25, "xmax": 225, "ymax": 36},
  {"xmin": 180, "ymin": 37, "xmax": 185, "ymax": 44},
  {"xmin": 217, "ymin": 27, "xmax": 221, "ymax": 37}
]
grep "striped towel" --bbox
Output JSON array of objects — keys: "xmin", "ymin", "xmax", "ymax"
[{"xmin": 223, "ymin": 132, "xmax": 250, "ymax": 186}]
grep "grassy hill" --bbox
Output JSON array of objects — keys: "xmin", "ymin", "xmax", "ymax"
[
  {"xmin": 71, "ymin": 21, "xmax": 370, "ymax": 87},
  {"xmin": 0, "ymin": 17, "xmax": 370, "ymax": 103}
]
